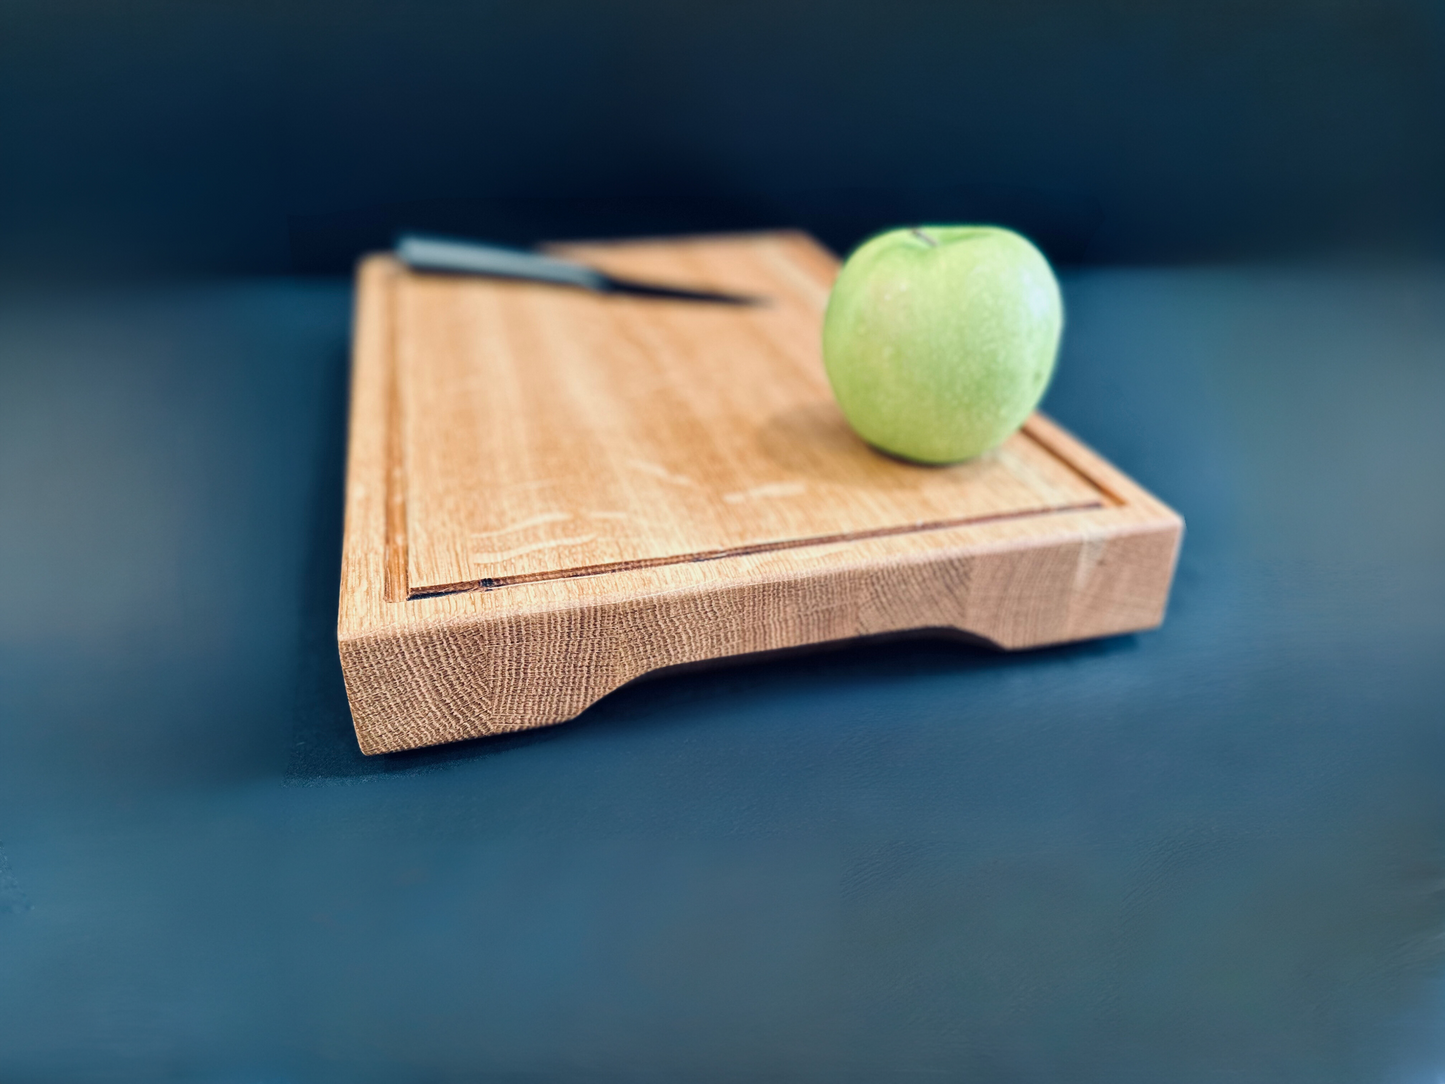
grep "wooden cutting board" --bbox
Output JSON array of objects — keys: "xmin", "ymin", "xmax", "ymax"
[{"xmin": 338, "ymin": 231, "xmax": 1182, "ymax": 754}]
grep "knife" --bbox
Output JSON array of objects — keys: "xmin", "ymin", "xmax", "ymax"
[{"xmin": 395, "ymin": 233, "xmax": 765, "ymax": 306}]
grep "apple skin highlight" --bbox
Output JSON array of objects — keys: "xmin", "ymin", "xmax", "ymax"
[{"xmin": 821, "ymin": 225, "xmax": 1063, "ymax": 464}]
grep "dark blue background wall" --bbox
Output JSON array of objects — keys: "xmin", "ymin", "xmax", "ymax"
[{"xmin": 3, "ymin": 0, "xmax": 1443, "ymax": 275}]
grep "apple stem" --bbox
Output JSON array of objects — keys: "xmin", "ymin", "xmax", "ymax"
[{"xmin": 911, "ymin": 228, "xmax": 938, "ymax": 248}]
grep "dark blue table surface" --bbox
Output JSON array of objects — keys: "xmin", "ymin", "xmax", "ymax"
[{"xmin": 2, "ymin": 266, "xmax": 1443, "ymax": 1082}]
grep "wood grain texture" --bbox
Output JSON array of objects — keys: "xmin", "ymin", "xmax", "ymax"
[{"xmin": 339, "ymin": 232, "xmax": 1183, "ymax": 754}]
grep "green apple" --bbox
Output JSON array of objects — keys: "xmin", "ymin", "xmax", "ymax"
[{"xmin": 821, "ymin": 225, "xmax": 1062, "ymax": 464}]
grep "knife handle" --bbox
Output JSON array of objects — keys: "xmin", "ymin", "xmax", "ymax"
[{"xmin": 395, "ymin": 234, "xmax": 606, "ymax": 291}]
